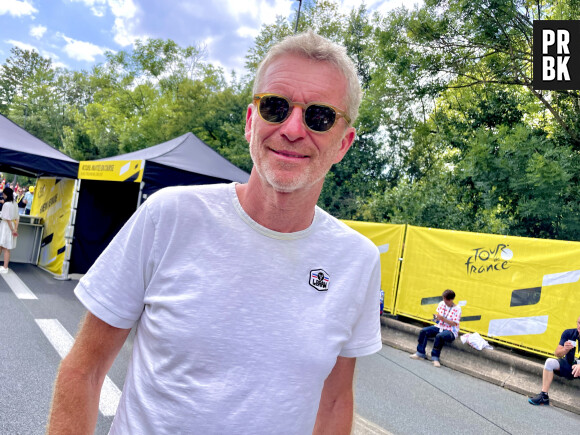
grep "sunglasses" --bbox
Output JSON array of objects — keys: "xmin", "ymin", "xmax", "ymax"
[{"xmin": 253, "ymin": 93, "xmax": 351, "ymax": 133}]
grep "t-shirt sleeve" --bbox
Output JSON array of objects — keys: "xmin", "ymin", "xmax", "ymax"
[
  {"xmin": 0, "ymin": 202, "xmax": 11, "ymax": 220},
  {"xmin": 74, "ymin": 201, "xmax": 157, "ymax": 329},
  {"xmin": 559, "ymin": 329, "xmax": 573, "ymax": 346},
  {"xmin": 339, "ymin": 252, "xmax": 382, "ymax": 358}
]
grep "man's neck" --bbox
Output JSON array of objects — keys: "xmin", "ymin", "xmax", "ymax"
[{"xmin": 235, "ymin": 172, "xmax": 323, "ymax": 233}]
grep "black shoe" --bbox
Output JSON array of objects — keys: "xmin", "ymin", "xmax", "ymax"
[{"xmin": 528, "ymin": 392, "xmax": 549, "ymax": 406}]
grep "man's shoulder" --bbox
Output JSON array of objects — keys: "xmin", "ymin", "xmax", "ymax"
[
  {"xmin": 146, "ymin": 183, "xmax": 231, "ymax": 207},
  {"xmin": 316, "ymin": 211, "xmax": 379, "ymax": 256},
  {"xmin": 562, "ymin": 328, "xmax": 579, "ymax": 340},
  {"xmin": 140, "ymin": 183, "xmax": 233, "ymax": 224}
]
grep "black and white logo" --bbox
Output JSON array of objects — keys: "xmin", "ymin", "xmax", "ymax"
[
  {"xmin": 533, "ymin": 20, "xmax": 580, "ymax": 90},
  {"xmin": 309, "ymin": 269, "xmax": 330, "ymax": 291}
]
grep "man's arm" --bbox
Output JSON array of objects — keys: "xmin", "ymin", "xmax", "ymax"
[
  {"xmin": 313, "ymin": 356, "xmax": 356, "ymax": 435},
  {"xmin": 47, "ymin": 312, "xmax": 131, "ymax": 435},
  {"xmin": 554, "ymin": 340, "xmax": 574, "ymax": 358}
]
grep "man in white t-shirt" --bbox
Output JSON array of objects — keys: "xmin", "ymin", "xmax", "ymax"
[{"xmin": 47, "ymin": 30, "xmax": 382, "ymax": 435}]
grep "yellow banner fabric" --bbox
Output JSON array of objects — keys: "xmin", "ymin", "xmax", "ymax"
[
  {"xmin": 342, "ymin": 220, "xmax": 405, "ymax": 314},
  {"xmin": 78, "ymin": 160, "xmax": 144, "ymax": 182},
  {"xmin": 396, "ymin": 225, "xmax": 580, "ymax": 357},
  {"xmin": 32, "ymin": 178, "xmax": 75, "ymax": 275}
]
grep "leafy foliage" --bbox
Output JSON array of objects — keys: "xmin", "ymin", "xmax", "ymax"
[{"xmin": 1, "ymin": 0, "xmax": 579, "ymax": 240}]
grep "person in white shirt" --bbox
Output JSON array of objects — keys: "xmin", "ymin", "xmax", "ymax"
[
  {"xmin": 47, "ymin": 30, "xmax": 382, "ymax": 435},
  {"xmin": 410, "ymin": 289, "xmax": 462, "ymax": 367},
  {"xmin": 0, "ymin": 187, "xmax": 19, "ymax": 273}
]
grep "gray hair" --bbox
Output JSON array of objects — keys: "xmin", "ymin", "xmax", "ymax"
[{"xmin": 253, "ymin": 30, "xmax": 362, "ymax": 125}]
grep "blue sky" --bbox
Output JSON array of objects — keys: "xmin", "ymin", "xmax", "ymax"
[{"xmin": 0, "ymin": 0, "xmax": 407, "ymax": 78}]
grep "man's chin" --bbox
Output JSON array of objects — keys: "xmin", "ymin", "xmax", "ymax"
[{"xmin": 266, "ymin": 178, "xmax": 304, "ymax": 193}]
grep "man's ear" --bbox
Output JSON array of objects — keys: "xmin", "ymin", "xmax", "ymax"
[
  {"xmin": 245, "ymin": 104, "xmax": 254, "ymax": 143},
  {"xmin": 333, "ymin": 126, "xmax": 356, "ymax": 164}
]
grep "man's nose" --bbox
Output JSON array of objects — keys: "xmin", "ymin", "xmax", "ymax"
[{"xmin": 279, "ymin": 106, "xmax": 307, "ymax": 141}]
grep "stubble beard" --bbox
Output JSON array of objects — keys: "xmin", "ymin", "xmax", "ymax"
[{"xmin": 249, "ymin": 129, "xmax": 327, "ymax": 194}]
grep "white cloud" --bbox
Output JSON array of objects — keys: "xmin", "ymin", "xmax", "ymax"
[
  {"xmin": 108, "ymin": 0, "xmax": 138, "ymax": 18},
  {"xmin": 0, "ymin": 0, "xmax": 37, "ymax": 17},
  {"xmin": 6, "ymin": 39, "xmax": 38, "ymax": 53},
  {"xmin": 43, "ymin": 50, "xmax": 60, "ymax": 61},
  {"xmin": 5, "ymin": 40, "xmax": 69, "ymax": 69},
  {"xmin": 59, "ymin": 33, "xmax": 109, "ymax": 62},
  {"xmin": 67, "ymin": 0, "xmax": 142, "ymax": 19},
  {"xmin": 112, "ymin": 16, "xmax": 146, "ymax": 47},
  {"xmin": 223, "ymin": 0, "xmax": 293, "ymax": 22},
  {"xmin": 66, "ymin": 0, "xmax": 107, "ymax": 17},
  {"xmin": 42, "ymin": 50, "xmax": 70, "ymax": 69},
  {"xmin": 52, "ymin": 61, "xmax": 70, "ymax": 69},
  {"xmin": 108, "ymin": 0, "xmax": 142, "ymax": 47},
  {"xmin": 30, "ymin": 25, "xmax": 47, "ymax": 39},
  {"xmin": 237, "ymin": 26, "xmax": 260, "ymax": 39}
]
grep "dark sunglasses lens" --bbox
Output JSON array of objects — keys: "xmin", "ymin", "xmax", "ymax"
[
  {"xmin": 259, "ymin": 96, "xmax": 289, "ymax": 123},
  {"xmin": 305, "ymin": 105, "xmax": 336, "ymax": 132}
]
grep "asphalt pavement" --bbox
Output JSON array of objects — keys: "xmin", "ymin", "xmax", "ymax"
[
  {"xmin": 354, "ymin": 345, "xmax": 580, "ymax": 435},
  {"xmin": 2, "ymin": 263, "xmax": 579, "ymax": 434}
]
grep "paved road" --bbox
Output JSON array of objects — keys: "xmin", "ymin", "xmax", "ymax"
[
  {"xmin": 354, "ymin": 345, "xmax": 580, "ymax": 434},
  {"xmin": 2, "ymin": 264, "xmax": 579, "ymax": 434}
]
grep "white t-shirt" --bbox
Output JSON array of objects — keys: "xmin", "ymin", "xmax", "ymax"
[{"xmin": 75, "ymin": 183, "xmax": 382, "ymax": 435}]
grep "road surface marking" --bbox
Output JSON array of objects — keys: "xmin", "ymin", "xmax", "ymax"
[
  {"xmin": 0, "ymin": 269, "xmax": 38, "ymax": 299},
  {"xmin": 353, "ymin": 414, "xmax": 392, "ymax": 435},
  {"xmin": 35, "ymin": 318, "xmax": 122, "ymax": 416}
]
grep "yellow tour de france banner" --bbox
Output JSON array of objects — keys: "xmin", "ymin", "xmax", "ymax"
[
  {"xmin": 30, "ymin": 178, "xmax": 75, "ymax": 276},
  {"xmin": 78, "ymin": 160, "xmax": 144, "ymax": 182},
  {"xmin": 342, "ymin": 220, "xmax": 405, "ymax": 314},
  {"xmin": 396, "ymin": 225, "xmax": 580, "ymax": 358}
]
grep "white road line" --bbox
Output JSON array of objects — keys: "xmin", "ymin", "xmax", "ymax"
[
  {"xmin": 353, "ymin": 414, "xmax": 392, "ymax": 435},
  {"xmin": 0, "ymin": 269, "xmax": 38, "ymax": 299},
  {"xmin": 35, "ymin": 319, "xmax": 122, "ymax": 417}
]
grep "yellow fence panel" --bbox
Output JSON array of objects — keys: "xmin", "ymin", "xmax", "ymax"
[
  {"xmin": 342, "ymin": 220, "xmax": 405, "ymax": 314},
  {"xmin": 396, "ymin": 225, "xmax": 580, "ymax": 358},
  {"xmin": 32, "ymin": 178, "xmax": 75, "ymax": 276}
]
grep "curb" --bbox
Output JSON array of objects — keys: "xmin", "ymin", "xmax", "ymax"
[{"xmin": 380, "ymin": 316, "xmax": 580, "ymax": 415}]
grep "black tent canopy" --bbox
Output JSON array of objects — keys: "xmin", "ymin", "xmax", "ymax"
[
  {"xmin": 70, "ymin": 132, "xmax": 250, "ymax": 274},
  {"xmin": 96, "ymin": 132, "xmax": 249, "ymax": 196},
  {"xmin": 0, "ymin": 114, "xmax": 78, "ymax": 178}
]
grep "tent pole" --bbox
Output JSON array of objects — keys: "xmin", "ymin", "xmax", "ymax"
[{"xmin": 137, "ymin": 181, "xmax": 145, "ymax": 208}]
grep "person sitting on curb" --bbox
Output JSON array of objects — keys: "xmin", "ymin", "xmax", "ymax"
[
  {"xmin": 410, "ymin": 289, "xmax": 461, "ymax": 367},
  {"xmin": 528, "ymin": 315, "xmax": 580, "ymax": 406}
]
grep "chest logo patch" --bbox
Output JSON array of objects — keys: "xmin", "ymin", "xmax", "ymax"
[{"xmin": 309, "ymin": 269, "xmax": 330, "ymax": 292}]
